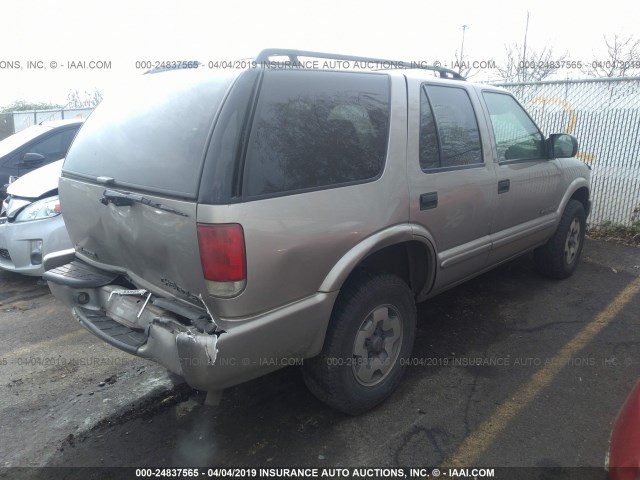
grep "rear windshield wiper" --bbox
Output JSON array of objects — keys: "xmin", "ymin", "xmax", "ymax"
[{"xmin": 100, "ymin": 189, "xmax": 188, "ymax": 217}]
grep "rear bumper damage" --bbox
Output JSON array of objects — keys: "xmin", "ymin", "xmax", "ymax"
[{"xmin": 44, "ymin": 255, "xmax": 336, "ymax": 392}]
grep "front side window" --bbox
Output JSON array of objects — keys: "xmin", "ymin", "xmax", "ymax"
[
  {"xmin": 419, "ymin": 84, "xmax": 483, "ymax": 171},
  {"xmin": 29, "ymin": 128, "xmax": 79, "ymax": 164},
  {"xmin": 483, "ymin": 91, "xmax": 544, "ymax": 162},
  {"xmin": 244, "ymin": 70, "xmax": 390, "ymax": 197}
]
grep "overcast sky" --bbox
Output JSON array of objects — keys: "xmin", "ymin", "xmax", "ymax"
[{"xmin": 1, "ymin": 0, "xmax": 638, "ymax": 107}]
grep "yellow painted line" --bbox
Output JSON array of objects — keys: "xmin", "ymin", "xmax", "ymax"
[
  {"xmin": 576, "ymin": 152, "xmax": 596, "ymax": 163},
  {"xmin": 530, "ymin": 96, "xmax": 578, "ymax": 134},
  {"xmin": 445, "ymin": 276, "xmax": 640, "ymax": 468},
  {"xmin": 3, "ymin": 329, "xmax": 88, "ymax": 359}
]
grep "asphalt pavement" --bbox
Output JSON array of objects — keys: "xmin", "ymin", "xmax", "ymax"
[{"xmin": 0, "ymin": 239, "xmax": 638, "ymax": 476}]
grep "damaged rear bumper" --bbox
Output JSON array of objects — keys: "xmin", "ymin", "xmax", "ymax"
[
  {"xmin": 44, "ymin": 255, "xmax": 337, "ymax": 391},
  {"xmin": 71, "ymin": 302, "xmax": 222, "ymax": 390}
]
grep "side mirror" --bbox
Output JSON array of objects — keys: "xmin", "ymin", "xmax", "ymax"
[
  {"xmin": 548, "ymin": 134, "xmax": 578, "ymax": 159},
  {"xmin": 19, "ymin": 152, "xmax": 46, "ymax": 168}
]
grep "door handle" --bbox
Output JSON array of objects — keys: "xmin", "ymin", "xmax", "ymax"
[
  {"xmin": 420, "ymin": 192, "xmax": 438, "ymax": 210},
  {"xmin": 498, "ymin": 179, "xmax": 510, "ymax": 194}
]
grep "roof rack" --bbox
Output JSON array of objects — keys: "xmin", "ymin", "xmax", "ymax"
[{"xmin": 255, "ymin": 48, "xmax": 465, "ymax": 81}]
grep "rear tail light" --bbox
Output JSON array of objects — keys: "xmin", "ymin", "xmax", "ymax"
[{"xmin": 197, "ymin": 223, "xmax": 246, "ymax": 298}]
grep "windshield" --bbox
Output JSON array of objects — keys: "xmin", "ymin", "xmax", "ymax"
[
  {"xmin": 0, "ymin": 125, "xmax": 52, "ymax": 157},
  {"xmin": 63, "ymin": 69, "xmax": 238, "ymax": 199}
]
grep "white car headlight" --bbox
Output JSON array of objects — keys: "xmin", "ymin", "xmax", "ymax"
[{"xmin": 14, "ymin": 195, "xmax": 62, "ymax": 222}]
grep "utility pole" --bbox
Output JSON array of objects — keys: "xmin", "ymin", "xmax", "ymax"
[
  {"xmin": 460, "ymin": 24, "xmax": 468, "ymax": 64},
  {"xmin": 521, "ymin": 11, "xmax": 530, "ymax": 82}
]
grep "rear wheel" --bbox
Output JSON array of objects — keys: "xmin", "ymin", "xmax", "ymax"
[
  {"xmin": 534, "ymin": 200, "xmax": 586, "ymax": 279},
  {"xmin": 303, "ymin": 271, "xmax": 416, "ymax": 415}
]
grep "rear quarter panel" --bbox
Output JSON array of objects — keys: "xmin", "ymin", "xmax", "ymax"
[{"xmin": 197, "ymin": 75, "xmax": 409, "ymax": 318}]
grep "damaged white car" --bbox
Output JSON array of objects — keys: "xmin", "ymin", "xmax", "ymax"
[{"xmin": 0, "ymin": 160, "xmax": 72, "ymax": 276}]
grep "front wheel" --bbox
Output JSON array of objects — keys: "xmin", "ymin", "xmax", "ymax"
[
  {"xmin": 302, "ymin": 271, "xmax": 416, "ymax": 415},
  {"xmin": 534, "ymin": 199, "xmax": 586, "ymax": 279}
]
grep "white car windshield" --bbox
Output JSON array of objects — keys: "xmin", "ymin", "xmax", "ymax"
[{"xmin": 0, "ymin": 125, "xmax": 51, "ymax": 157}]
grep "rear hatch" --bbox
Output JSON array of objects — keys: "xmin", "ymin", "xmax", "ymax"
[{"xmin": 60, "ymin": 68, "xmax": 239, "ymax": 306}]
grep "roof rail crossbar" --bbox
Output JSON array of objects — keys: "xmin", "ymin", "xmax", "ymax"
[{"xmin": 255, "ymin": 48, "xmax": 465, "ymax": 80}]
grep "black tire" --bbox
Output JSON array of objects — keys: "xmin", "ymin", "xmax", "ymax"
[
  {"xmin": 534, "ymin": 200, "xmax": 586, "ymax": 279},
  {"xmin": 302, "ymin": 271, "xmax": 416, "ymax": 415}
]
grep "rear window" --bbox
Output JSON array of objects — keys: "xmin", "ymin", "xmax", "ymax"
[
  {"xmin": 63, "ymin": 70, "xmax": 237, "ymax": 198},
  {"xmin": 244, "ymin": 70, "xmax": 390, "ymax": 197}
]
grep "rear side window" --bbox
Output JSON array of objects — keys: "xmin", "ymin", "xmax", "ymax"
[
  {"xmin": 419, "ymin": 84, "xmax": 483, "ymax": 171},
  {"xmin": 244, "ymin": 70, "xmax": 390, "ymax": 197}
]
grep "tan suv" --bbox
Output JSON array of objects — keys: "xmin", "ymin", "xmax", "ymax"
[{"xmin": 44, "ymin": 49, "xmax": 591, "ymax": 415}]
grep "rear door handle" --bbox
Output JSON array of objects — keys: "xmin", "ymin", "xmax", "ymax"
[
  {"xmin": 498, "ymin": 179, "xmax": 510, "ymax": 194},
  {"xmin": 420, "ymin": 192, "xmax": 438, "ymax": 210}
]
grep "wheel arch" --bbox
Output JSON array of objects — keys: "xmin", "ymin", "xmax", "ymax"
[
  {"xmin": 319, "ymin": 224, "xmax": 437, "ymax": 300},
  {"xmin": 558, "ymin": 179, "xmax": 590, "ymax": 218},
  {"xmin": 569, "ymin": 186, "xmax": 590, "ymax": 217}
]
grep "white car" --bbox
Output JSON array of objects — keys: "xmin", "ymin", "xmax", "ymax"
[
  {"xmin": 0, "ymin": 119, "xmax": 84, "ymax": 198},
  {"xmin": 0, "ymin": 160, "xmax": 71, "ymax": 276}
]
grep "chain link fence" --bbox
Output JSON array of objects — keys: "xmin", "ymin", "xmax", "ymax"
[
  {"xmin": 498, "ymin": 77, "xmax": 640, "ymax": 228},
  {"xmin": 10, "ymin": 108, "xmax": 94, "ymax": 136}
]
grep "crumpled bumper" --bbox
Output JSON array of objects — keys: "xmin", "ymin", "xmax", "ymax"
[{"xmin": 44, "ymin": 255, "xmax": 337, "ymax": 392}]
